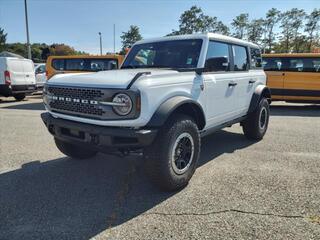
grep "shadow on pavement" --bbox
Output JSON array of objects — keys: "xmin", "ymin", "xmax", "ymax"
[
  {"xmin": 270, "ymin": 104, "xmax": 320, "ymax": 117},
  {"xmin": 3, "ymin": 101, "xmax": 45, "ymax": 111},
  {"xmin": 0, "ymin": 130, "xmax": 254, "ymax": 239}
]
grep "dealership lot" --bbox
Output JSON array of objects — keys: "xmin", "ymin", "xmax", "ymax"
[{"xmin": 0, "ymin": 95, "xmax": 319, "ymax": 239}]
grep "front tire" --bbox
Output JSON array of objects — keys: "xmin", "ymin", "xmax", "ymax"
[
  {"xmin": 144, "ymin": 114, "xmax": 200, "ymax": 191},
  {"xmin": 54, "ymin": 138, "xmax": 97, "ymax": 160},
  {"xmin": 242, "ymin": 98, "xmax": 270, "ymax": 140},
  {"xmin": 13, "ymin": 93, "xmax": 26, "ymax": 101}
]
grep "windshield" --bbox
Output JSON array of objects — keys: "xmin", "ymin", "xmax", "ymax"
[{"xmin": 121, "ymin": 39, "xmax": 203, "ymax": 70}]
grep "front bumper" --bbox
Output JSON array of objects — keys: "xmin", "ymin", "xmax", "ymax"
[{"xmin": 41, "ymin": 112, "xmax": 158, "ymax": 150}]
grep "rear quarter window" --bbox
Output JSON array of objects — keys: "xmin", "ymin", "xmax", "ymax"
[{"xmin": 52, "ymin": 59, "xmax": 64, "ymax": 71}]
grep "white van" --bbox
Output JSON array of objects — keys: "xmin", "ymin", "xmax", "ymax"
[
  {"xmin": 34, "ymin": 63, "xmax": 47, "ymax": 89},
  {"xmin": 0, "ymin": 57, "xmax": 37, "ymax": 101}
]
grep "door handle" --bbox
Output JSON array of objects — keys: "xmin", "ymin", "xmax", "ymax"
[
  {"xmin": 26, "ymin": 74, "xmax": 30, "ymax": 77},
  {"xmin": 249, "ymin": 79, "xmax": 256, "ymax": 84},
  {"xmin": 228, "ymin": 81, "xmax": 237, "ymax": 87}
]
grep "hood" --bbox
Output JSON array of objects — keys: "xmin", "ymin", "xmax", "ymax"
[{"xmin": 47, "ymin": 69, "xmax": 179, "ymax": 89}]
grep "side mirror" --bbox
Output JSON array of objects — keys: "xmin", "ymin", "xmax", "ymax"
[{"xmin": 205, "ymin": 57, "xmax": 229, "ymax": 72}]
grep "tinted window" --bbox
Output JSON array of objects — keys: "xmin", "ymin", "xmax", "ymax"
[
  {"xmin": 263, "ymin": 57, "xmax": 320, "ymax": 72},
  {"xmin": 250, "ymin": 48, "xmax": 262, "ymax": 69},
  {"xmin": 233, "ymin": 45, "xmax": 248, "ymax": 71},
  {"xmin": 122, "ymin": 39, "xmax": 203, "ymax": 69},
  {"xmin": 51, "ymin": 58, "xmax": 118, "ymax": 71},
  {"xmin": 262, "ymin": 58, "xmax": 282, "ymax": 71},
  {"xmin": 52, "ymin": 59, "xmax": 64, "ymax": 70},
  {"xmin": 205, "ymin": 41, "xmax": 230, "ymax": 71},
  {"xmin": 287, "ymin": 58, "xmax": 320, "ymax": 72},
  {"xmin": 65, "ymin": 59, "xmax": 84, "ymax": 71}
]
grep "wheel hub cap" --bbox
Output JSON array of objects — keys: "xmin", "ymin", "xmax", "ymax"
[{"xmin": 171, "ymin": 132, "xmax": 194, "ymax": 175}]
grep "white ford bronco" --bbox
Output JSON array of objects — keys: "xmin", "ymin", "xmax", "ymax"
[{"xmin": 42, "ymin": 33, "xmax": 270, "ymax": 191}]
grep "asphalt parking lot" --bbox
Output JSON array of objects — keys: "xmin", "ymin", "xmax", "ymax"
[{"xmin": 0, "ymin": 95, "xmax": 319, "ymax": 240}]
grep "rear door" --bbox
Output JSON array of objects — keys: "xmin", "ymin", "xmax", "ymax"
[
  {"xmin": 8, "ymin": 59, "xmax": 26, "ymax": 85},
  {"xmin": 22, "ymin": 60, "xmax": 36, "ymax": 85},
  {"xmin": 263, "ymin": 57, "xmax": 285, "ymax": 100},
  {"xmin": 283, "ymin": 57, "xmax": 320, "ymax": 101},
  {"xmin": 204, "ymin": 40, "xmax": 237, "ymax": 127},
  {"xmin": 231, "ymin": 44, "xmax": 252, "ymax": 116}
]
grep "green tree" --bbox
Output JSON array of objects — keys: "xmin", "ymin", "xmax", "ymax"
[
  {"xmin": 305, "ymin": 8, "xmax": 320, "ymax": 52},
  {"xmin": 168, "ymin": 6, "xmax": 229, "ymax": 36},
  {"xmin": 247, "ymin": 18, "xmax": 264, "ymax": 44},
  {"xmin": 232, "ymin": 13, "xmax": 249, "ymax": 39},
  {"xmin": 49, "ymin": 44, "xmax": 78, "ymax": 56},
  {"xmin": 280, "ymin": 8, "xmax": 306, "ymax": 52},
  {"xmin": 120, "ymin": 25, "xmax": 142, "ymax": 51},
  {"xmin": 0, "ymin": 27, "xmax": 8, "ymax": 52},
  {"xmin": 263, "ymin": 8, "xmax": 281, "ymax": 52}
]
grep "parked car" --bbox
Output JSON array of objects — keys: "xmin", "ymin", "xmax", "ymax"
[
  {"xmin": 0, "ymin": 57, "xmax": 36, "ymax": 101},
  {"xmin": 46, "ymin": 54, "xmax": 124, "ymax": 79},
  {"xmin": 262, "ymin": 53, "xmax": 320, "ymax": 103},
  {"xmin": 41, "ymin": 33, "xmax": 270, "ymax": 191},
  {"xmin": 34, "ymin": 63, "xmax": 47, "ymax": 89}
]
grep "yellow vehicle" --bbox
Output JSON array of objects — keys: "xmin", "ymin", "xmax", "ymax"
[
  {"xmin": 262, "ymin": 53, "xmax": 320, "ymax": 102},
  {"xmin": 46, "ymin": 54, "xmax": 124, "ymax": 79}
]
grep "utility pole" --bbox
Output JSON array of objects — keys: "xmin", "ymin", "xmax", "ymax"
[
  {"xmin": 98, "ymin": 32, "xmax": 102, "ymax": 55},
  {"xmin": 113, "ymin": 24, "xmax": 116, "ymax": 53},
  {"xmin": 24, "ymin": 0, "xmax": 32, "ymax": 59}
]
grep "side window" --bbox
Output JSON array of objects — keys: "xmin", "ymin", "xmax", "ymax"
[
  {"xmin": 288, "ymin": 58, "xmax": 304, "ymax": 72},
  {"xmin": 312, "ymin": 59, "xmax": 320, "ymax": 72},
  {"xmin": 262, "ymin": 58, "xmax": 282, "ymax": 71},
  {"xmin": 250, "ymin": 48, "xmax": 262, "ymax": 69},
  {"xmin": 233, "ymin": 45, "xmax": 248, "ymax": 71},
  {"xmin": 89, "ymin": 59, "xmax": 118, "ymax": 71},
  {"xmin": 65, "ymin": 59, "xmax": 85, "ymax": 71},
  {"xmin": 205, "ymin": 41, "xmax": 230, "ymax": 72},
  {"xmin": 52, "ymin": 59, "xmax": 64, "ymax": 71}
]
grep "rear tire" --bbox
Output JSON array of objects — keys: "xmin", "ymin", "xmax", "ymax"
[
  {"xmin": 242, "ymin": 98, "xmax": 270, "ymax": 140},
  {"xmin": 13, "ymin": 93, "xmax": 26, "ymax": 101},
  {"xmin": 54, "ymin": 138, "xmax": 97, "ymax": 159},
  {"xmin": 144, "ymin": 114, "xmax": 200, "ymax": 191}
]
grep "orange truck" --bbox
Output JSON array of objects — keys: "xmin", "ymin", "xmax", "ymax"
[
  {"xmin": 46, "ymin": 54, "xmax": 124, "ymax": 79},
  {"xmin": 263, "ymin": 53, "xmax": 320, "ymax": 103}
]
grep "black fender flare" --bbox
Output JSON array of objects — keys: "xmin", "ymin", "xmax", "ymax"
[
  {"xmin": 146, "ymin": 96, "xmax": 206, "ymax": 130},
  {"xmin": 248, "ymin": 85, "xmax": 271, "ymax": 114}
]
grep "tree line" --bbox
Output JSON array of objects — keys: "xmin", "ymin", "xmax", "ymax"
[
  {"xmin": 121, "ymin": 6, "xmax": 320, "ymax": 53},
  {"xmin": 0, "ymin": 28, "xmax": 87, "ymax": 62}
]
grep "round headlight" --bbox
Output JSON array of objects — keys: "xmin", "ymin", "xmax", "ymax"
[{"xmin": 112, "ymin": 93, "xmax": 133, "ymax": 116}]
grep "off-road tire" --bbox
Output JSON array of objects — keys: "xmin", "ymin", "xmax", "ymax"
[
  {"xmin": 242, "ymin": 98, "xmax": 270, "ymax": 140},
  {"xmin": 54, "ymin": 138, "xmax": 97, "ymax": 159},
  {"xmin": 13, "ymin": 93, "xmax": 26, "ymax": 101},
  {"xmin": 144, "ymin": 114, "xmax": 200, "ymax": 191}
]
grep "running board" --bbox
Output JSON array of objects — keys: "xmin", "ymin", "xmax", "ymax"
[{"xmin": 200, "ymin": 116, "xmax": 247, "ymax": 137}]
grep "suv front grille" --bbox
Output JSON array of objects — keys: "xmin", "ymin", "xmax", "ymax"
[
  {"xmin": 47, "ymin": 86, "xmax": 106, "ymax": 118},
  {"xmin": 48, "ymin": 86, "xmax": 104, "ymax": 99}
]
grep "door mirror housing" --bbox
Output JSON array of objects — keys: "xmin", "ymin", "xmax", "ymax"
[{"xmin": 204, "ymin": 57, "xmax": 229, "ymax": 72}]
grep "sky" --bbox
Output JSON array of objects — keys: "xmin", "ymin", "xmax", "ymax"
[{"xmin": 0, "ymin": 0, "xmax": 319, "ymax": 54}]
